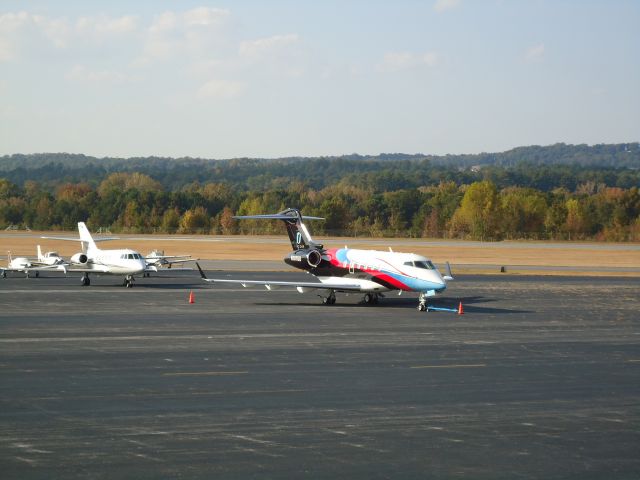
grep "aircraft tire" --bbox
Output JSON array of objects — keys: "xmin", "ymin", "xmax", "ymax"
[{"xmin": 323, "ymin": 295, "xmax": 336, "ymax": 305}]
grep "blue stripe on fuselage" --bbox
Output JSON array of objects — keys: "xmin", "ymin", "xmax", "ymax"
[{"xmin": 384, "ymin": 271, "xmax": 446, "ymax": 292}]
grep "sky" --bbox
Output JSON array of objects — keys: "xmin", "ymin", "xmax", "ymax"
[{"xmin": 0, "ymin": 0, "xmax": 638, "ymax": 159}]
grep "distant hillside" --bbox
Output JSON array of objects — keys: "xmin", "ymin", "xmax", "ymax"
[
  {"xmin": 426, "ymin": 142, "xmax": 640, "ymax": 168},
  {"xmin": 0, "ymin": 143, "xmax": 638, "ymax": 192},
  {"xmin": 2, "ymin": 142, "xmax": 639, "ymax": 170}
]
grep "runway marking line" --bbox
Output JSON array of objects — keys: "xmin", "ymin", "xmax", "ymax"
[
  {"xmin": 162, "ymin": 371, "xmax": 248, "ymax": 377},
  {"xmin": 410, "ymin": 364, "xmax": 486, "ymax": 369}
]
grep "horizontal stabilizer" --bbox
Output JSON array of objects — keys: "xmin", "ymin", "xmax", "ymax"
[
  {"xmin": 41, "ymin": 236, "xmax": 119, "ymax": 242},
  {"xmin": 233, "ymin": 214, "xmax": 324, "ymax": 221}
]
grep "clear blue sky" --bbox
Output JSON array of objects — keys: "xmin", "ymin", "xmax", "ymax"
[{"xmin": 1, "ymin": 0, "xmax": 638, "ymax": 158}]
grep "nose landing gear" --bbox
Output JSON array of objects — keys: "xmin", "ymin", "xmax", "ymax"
[{"xmin": 417, "ymin": 292, "xmax": 428, "ymax": 311}]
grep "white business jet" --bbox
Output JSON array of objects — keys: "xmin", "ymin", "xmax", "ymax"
[
  {"xmin": 42, "ymin": 222, "xmax": 152, "ymax": 287},
  {"xmin": 37, "ymin": 245, "xmax": 66, "ymax": 266},
  {"xmin": 142, "ymin": 250, "xmax": 195, "ymax": 276},
  {"xmin": 197, "ymin": 208, "xmax": 453, "ymax": 311},
  {"xmin": 1, "ymin": 250, "xmax": 67, "ymax": 278}
]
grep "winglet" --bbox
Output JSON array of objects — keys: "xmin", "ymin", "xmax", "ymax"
[
  {"xmin": 195, "ymin": 262, "xmax": 208, "ymax": 280},
  {"xmin": 443, "ymin": 261, "xmax": 454, "ymax": 281}
]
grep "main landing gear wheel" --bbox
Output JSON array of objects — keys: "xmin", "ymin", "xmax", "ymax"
[
  {"xmin": 81, "ymin": 274, "xmax": 90, "ymax": 286},
  {"xmin": 363, "ymin": 293, "xmax": 379, "ymax": 305},
  {"xmin": 322, "ymin": 291, "xmax": 336, "ymax": 305}
]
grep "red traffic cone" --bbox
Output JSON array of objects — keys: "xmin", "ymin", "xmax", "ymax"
[
  {"xmin": 189, "ymin": 291, "xmax": 195, "ymax": 304},
  {"xmin": 457, "ymin": 301, "xmax": 464, "ymax": 315}
]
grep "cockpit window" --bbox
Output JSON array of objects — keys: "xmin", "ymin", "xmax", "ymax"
[
  {"xmin": 414, "ymin": 260, "xmax": 436, "ymax": 270},
  {"xmin": 405, "ymin": 260, "xmax": 435, "ymax": 269}
]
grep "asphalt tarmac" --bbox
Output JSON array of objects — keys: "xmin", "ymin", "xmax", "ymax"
[{"xmin": 1, "ymin": 270, "xmax": 639, "ymax": 479}]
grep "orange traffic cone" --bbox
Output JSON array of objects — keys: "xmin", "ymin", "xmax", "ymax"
[
  {"xmin": 189, "ymin": 291, "xmax": 195, "ymax": 304},
  {"xmin": 457, "ymin": 301, "xmax": 464, "ymax": 315}
]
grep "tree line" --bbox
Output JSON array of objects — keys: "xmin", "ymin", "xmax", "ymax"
[{"xmin": 1, "ymin": 172, "xmax": 638, "ymax": 241}]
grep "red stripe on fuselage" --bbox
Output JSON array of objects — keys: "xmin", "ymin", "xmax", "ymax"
[
  {"xmin": 324, "ymin": 249, "xmax": 410, "ymax": 291},
  {"xmin": 371, "ymin": 272, "xmax": 411, "ymax": 291}
]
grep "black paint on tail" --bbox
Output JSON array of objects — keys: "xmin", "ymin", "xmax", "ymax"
[{"xmin": 233, "ymin": 208, "xmax": 324, "ymax": 251}]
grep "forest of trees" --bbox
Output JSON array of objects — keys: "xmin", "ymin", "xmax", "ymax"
[{"xmin": 1, "ymin": 143, "xmax": 639, "ymax": 241}]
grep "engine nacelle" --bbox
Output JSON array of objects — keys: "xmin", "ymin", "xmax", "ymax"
[
  {"xmin": 286, "ymin": 249, "xmax": 323, "ymax": 269},
  {"xmin": 70, "ymin": 253, "xmax": 88, "ymax": 264}
]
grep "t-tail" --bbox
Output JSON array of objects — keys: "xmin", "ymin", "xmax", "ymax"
[
  {"xmin": 77, "ymin": 222, "xmax": 98, "ymax": 254},
  {"xmin": 233, "ymin": 208, "xmax": 324, "ymax": 251}
]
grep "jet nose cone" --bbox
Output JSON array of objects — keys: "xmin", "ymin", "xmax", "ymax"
[{"xmin": 434, "ymin": 273, "xmax": 447, "ymax": 291}]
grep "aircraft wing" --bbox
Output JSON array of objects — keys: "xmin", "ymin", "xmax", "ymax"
[
  {"xmin": 201, "ymin": 278, "xmax": 363, "ymax": 292},
  {"xmin": 149, "ymin": 266, "xmax": 194, "ymax": 272},
  {"xmin": 64, "ymin": 265, "xmax": 113, "ymax": 273},
  {"xmin": 143, "ymin": 266, "xmax": 195, "ymax": 275},
  {"xmin": 1, "ymin": 264, "xmax": 67, "ymax": 274},
  {"xmin": 195, "ymin": 263, "xmax": 362, "ymax": 292},
  {"xmin": 146, "ymin": 257, "xmax": 195, "ymax": 266}
]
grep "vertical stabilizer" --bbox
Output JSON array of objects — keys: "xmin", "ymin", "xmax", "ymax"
[
  {"xmin": 282, "ymin": 209, "xmax": 317, "ymax": 250},
  {"xmin": 77, "ymin": 222, "xmax": 97, "ymax": 254},
  {"xmin": 232, "ymin": 208, "xmax": 324, "ymax": 251},
  {"xmin": 37, "ymin": 245, "xmax": 43, "ymax": 261}
]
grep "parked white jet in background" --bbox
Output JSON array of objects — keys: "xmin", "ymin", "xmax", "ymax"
[
  {"xmin": 197, "ymin": 208, "xmax": 454, "ymax": 311},
  {"xmin": 42, "ymin": 222, "xmax": 152, "ymax": 287},
  {"xmin": 37, "ymin": 245, "xmax": 66, "ymax": 266},
  {"xmin": 143, "ymin": 250, "xmax": 195, "ymax": 276},
  {"xmin": 1, "ymin": 249, "xmax": 67, "ymax": 278}
]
